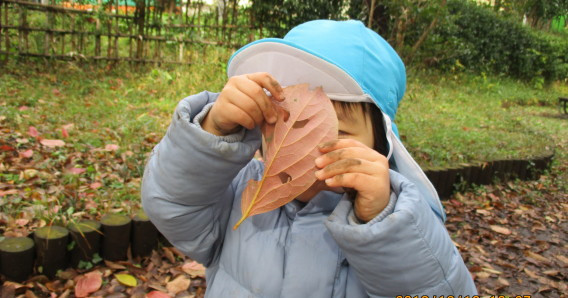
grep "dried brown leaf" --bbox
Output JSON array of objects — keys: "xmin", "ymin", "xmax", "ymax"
[
  {"xmin": 489, "ymin": 225, "xmax": 512, "ymax": 235},
  {"xmin": 524, "ymin": 268, "xmax": 540, "ymax": 279},
  {"xmin": 182, "ymin": 261, "xmax": 206, "ymax": 278},
  {"xmin": 166, "ymin": 275, "xmax": 190, "ymax": 295}
]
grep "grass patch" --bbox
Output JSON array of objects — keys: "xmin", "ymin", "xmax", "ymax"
[{"xmin": 399, "ymin": 69, "xmax": 567, "ymax": 168}]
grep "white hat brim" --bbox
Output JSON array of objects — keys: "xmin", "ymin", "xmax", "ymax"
[{"xmin": 227, "ymin": 40, "xmax": 372, "ymax": 103}]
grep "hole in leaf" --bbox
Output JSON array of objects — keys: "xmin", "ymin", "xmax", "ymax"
[
  {"xmin": 278, "ymin": 172, "xmax": 292, "ymax": 184},
  {"xmin": 292, "ymin": 119, "xmax": 310, "ymax": 129}
]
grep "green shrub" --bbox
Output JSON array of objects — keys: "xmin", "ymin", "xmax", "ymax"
[
  {"xmin": 250, "ymin": 0, "xmax": 346, "ymax": 37},
  {"xmin": 429, "ymin": 0, "xmax": 568, "ymax": 83}
]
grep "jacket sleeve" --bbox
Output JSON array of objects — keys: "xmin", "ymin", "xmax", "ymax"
[
  {"xmin": 325, "ymin": 170, "xmax": 477, "ymax": 297},
  {"xmin": 141, "ymin": 91, "xmax": 261, "ymax": 266}
]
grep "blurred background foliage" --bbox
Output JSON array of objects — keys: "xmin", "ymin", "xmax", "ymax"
[{"xmin": 249, "ymin": 0, "xmax": 568, "ymax": 84}]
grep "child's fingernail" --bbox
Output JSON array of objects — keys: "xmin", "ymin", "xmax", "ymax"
[
  {"xmin": 315, "ymin": 157, "xmax": 323, "ymax": 165},
  {"xmin": 319, "ymin": 140, "xmax": 337, "ymax": 149},
  {"xmin": 325, "ymin": 178, "xmax": 333, "ymax": 185},
  {"xmin": 315, "ymin": 170, "xmax": 322, "ymax": 178}
]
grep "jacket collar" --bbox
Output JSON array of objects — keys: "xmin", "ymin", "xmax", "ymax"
[{"xmin": 283, "ymin": 191, "xmax": 343, "ymax": 219}]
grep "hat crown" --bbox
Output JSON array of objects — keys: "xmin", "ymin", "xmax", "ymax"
[{"xmin": 282, "ymin": 20, "xmax": 406, "ymax": 121}]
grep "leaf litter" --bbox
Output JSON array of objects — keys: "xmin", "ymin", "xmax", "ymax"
[{"xmin": 444, "ymin": 163, "xmax": 567, "ymax": 296}]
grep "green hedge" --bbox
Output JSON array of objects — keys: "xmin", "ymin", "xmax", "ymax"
[{"xmin": 430, "ymin": 0, "xmax": 568, "ymax": 83}]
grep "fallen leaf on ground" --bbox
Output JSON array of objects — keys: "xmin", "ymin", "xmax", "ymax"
[
  {"xmin": 524, "ymin": 268, "xmax": 540, "ymax": 279},
  {"xmin": 74, "ymin": 271, "xmax": 102, "ymax": 298},
  {"xmin": 40, "ymin": 139, "xmax": 65, "ymax": 148},
  {"xmin": 166, "ymin": 275, "xmax": 190, "ymax": 295},
  {"xmin": 20, "ymin": 149, "xmax": 34, "ymax": 158},
  {"xmin": 89, "ymin": 182, "xmax": 103, "ymax": 190},
  {"xmin": 147, "ymin": 291, "xmax": 172, "ymax": 298},
  {"xmin": 525, "ymin": 251, "xmax": 550, "ymax": 264},
  {"xmin": 15, "ymin": 218, "xmax": 29, "ymax": 226},
  {"xmin": 489, "ymin": 225, "xmax": 512, "ymax": 235},
  {"xmin": 182, "ymin": 261, "xmax": 206, "ymax": 278},
  {"xmin": 61, "ymin": 127, "xmax": 69, "ymax": 138},
  {"xmin": 0, "ymin": 189, "xmax": 18, "ymax": 197},
  {"xmin": 497, "ymin": 277, "xmax": 510, "ymax": 286},
  {"xmin": 67, "ymin": 167, "xmax": 86, "ymax": 175},
  {"xmin": 556, "ymin": 255, "xmax": 568, "ymax": 265},
  {"xmin": 105, "ymin": 144, "xmax": 119, "ymax": 151},
  {"xmin": 104, "ymin": 260, "xmax": 126, "ymax": 270},
  {"xmin": 28, "ymin": 126, "xmax": 39, "ymax": 138},
  {"xmin": 114, "ymin": 273, "xmax": 137, "ymax": 287}
]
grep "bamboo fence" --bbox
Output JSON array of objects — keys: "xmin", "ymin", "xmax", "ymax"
[{"xmin": 0, "ymin": 0, "xmax": 259, "ymax": 64}]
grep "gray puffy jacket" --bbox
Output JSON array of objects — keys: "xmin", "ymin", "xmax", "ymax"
[{"xmin": 141, "ymin": 91, "xmax": 478, "ymax": 297}]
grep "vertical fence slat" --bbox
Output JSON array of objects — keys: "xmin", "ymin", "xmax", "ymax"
[
  {"xmin": 95, "ymin": 16, "xmax": 101, "ymax": 57},
  {"xmin": 70, "ymin": 13, "xmax": 75, "ymax": 54},
  {"xmin": 107, "ymin": 18, "xmax": 111, "ymax": 58},
  {"xmin": 0, "ymin": 0, "xmax": 4, "ymax": 53},
  {"xmin": 45, "ymin": 1, "xmax": 53, "ymax": 56},
  {"xmin": 135, "ymin": 0, "xmax": 145, "ymax": 61},
  {"xmin": 114, "ymin": 0, "xmax": 118, "ymax": 58},
  {"xmin": 128, "ymin": 20, "xmax": 132, "ymax": 63}
]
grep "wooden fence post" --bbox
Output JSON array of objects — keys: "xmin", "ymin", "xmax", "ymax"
[
  {"xmin": 95, "ymin": 16, "xmax": 101, "ymax": 57},
  {"xmin": 45, "ymin": 0, "xmax": 54, "ymax": 56},
  {"xmin": 18, "ymin": 2, "xmax": 28, "ymax": 53},
  {"xmin": 135, "ymin": 0, "xmax": 145, "ymax": 61},
  {"xmin": 0, "ymin": 1, "xmax": 5, "ymax": 54}
]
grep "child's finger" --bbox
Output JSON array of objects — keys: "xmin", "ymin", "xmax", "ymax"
[
  {"xmin": 323, "ymin": 172, "xmax": 377, "ymax": 190},
  {"xmin": 246, "ymin": 72, "xmax": 285, "ymax": 101},
  {"xmin": 315, "ymin": 158, "xmax": 382, "ymax": 181},
  {"xmin": 315, "ymin": 147, "xmax": 385, "ymax": 168},
  {"xmin": 224, "ymin": 102, "xmax": 256, "ymax": 130},
  {"xmin": 318, "ymin": 139, "xmax": 368, "ymax": 153},
  {"xmin": 235, "ymin": 77, "xmax": 278, "ymax": 124},
  {"xmin": 227, "ymin": 89, "xmax": 265, "ymax": 127}
]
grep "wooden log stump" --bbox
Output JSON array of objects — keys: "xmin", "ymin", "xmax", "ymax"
[
  {"xmin": 517, "ymin": 159, "xmax": 530, "ymax": 180},
  {"xmin": 0, "ymin": 236, "xmax": 35, "ymax": 282},
  {"xmin": 424, "ymin": 167, "xmax": 443, "ymax": 195},
  {"xmin": 468, "ymin": 162, "xmax": 483, "ymax": 186},
  {"xmin": 493, "ymin": 160, "xmax": 507, "ymax": 181},
  {"xmin": 67, "ymin": 220, "xmax": 101, "ymax": 268},
  {"xmin": 131, "ymin": 209, "xmax": 158, "ymax": 258},
  {"xmin": 34, "ymin": 226, "xmax": 69, "ymax": 278},
  {"xmin": 441, "ymin": 167, "xmax": 459, "ymax": 199},
  {"xmin": 478, "ymin": 161, "xmax": 495, "ymax": 185},
  {"xmin": 100, "ymin": 214, "xmax": 131, "ymax": 261}
]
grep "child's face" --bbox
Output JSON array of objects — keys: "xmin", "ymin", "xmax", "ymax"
[
  {"xmin": 333, "ymin": 101, "xmax": 374, "ymax": 148},
  {"xmin": 295, "ymin": 101, "xmax": 375, "ymax": 202}
]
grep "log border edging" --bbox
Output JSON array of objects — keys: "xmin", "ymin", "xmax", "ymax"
[
  {"xmin": 424, "ymin": 152, "xmax": 555, "ymax": 200},
  {"xmin": 0, "ymin": 209, "xmax": 170, "ymax": 282}
]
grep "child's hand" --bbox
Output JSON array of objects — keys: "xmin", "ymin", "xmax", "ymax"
[
  {"xmin": 315, "ymin": 139, "xmax": 390, "ymax": 223},
  {"xmin": 202, "ymin": 72, "xmax": 285, "ymax": 136}
]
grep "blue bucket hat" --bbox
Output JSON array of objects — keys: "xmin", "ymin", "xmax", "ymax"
[
  {"xmin": 227, "ymin": 20, "xmax": 445, "ymax": 221},
  {"xmin": 228, "ymin": 20, "xmax": 405, "ymax": 134}
]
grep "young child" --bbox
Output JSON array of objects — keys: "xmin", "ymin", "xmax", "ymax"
[{"xmin": 142, "ymin": 20, "xmax": 478, "ymax": 296}]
